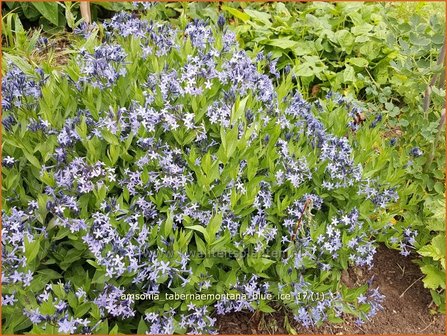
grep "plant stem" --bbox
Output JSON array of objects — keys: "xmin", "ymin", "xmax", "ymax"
[
  {"xmin": 423, "ymin": 40, "xmax": 445, "ymax": 113},
  {"xmin": 425, "ymin": 104, "xmax": 446, "ymax": 172}
]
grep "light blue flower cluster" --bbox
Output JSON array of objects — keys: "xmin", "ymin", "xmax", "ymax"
[{"xmin": 2, "ymin": 12, "xmax": 402, "ymax": 334}]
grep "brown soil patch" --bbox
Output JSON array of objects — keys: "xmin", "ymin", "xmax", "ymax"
[{"xmin": 215, "ymin": 245, "xmax": 446, "ymax": 334}]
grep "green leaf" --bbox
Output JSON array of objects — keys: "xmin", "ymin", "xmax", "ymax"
[
  {"xmin": 24, "ymin": 236, "xmax": 40, "ymax": 264},
  {"xmin": 409, "ymin": 32, "xmax": 431, "ymax": 46},
  {"xmin": 258, "ymin": 300, "xmax": 276, "ymax": 313},
  {"xmin": 59, "ymin": 249, "xmax": 85, "ymax": 271},
  {"xmin": 194, "ymin": 233, "xmax": 207, "ymax": 254},
  {"xmin": 247, "ymin": 155, "xmax": 259, "ymax": 180},
  {"xmin": 163, "ymin": 212, "xmax": 174, "ymax": 237},
  {"xmin": 92, "ymin": 1, "xmax": 133, "ymax": 11},
  {"xmin": 421, "ymin": 264, "xmax": 446, "ymax": 289},
  {"xmin": 268, "ymin": 38, "xmax": 298, "ymax": 50},
  {"xmin": 222, "ymin": 126, "xmax": 239, "ymax": 159},
  {"xmin": 32, "ymin": 2, "xmax": 60, "ymax": 26},
  {"xmin": 137, "ymin": 316, "xmax": 148, "ymax": 334},
  {"xmin": 97, "ymin": 319, "xmax": 108, "ymax": 334},
  {"xmin": 221, "ymin": 5, "xmax": 249, "ymax": 22},
  {"xmin": 294, "ymin": 41, "xmax": 316, "ymax": 56},
  {"xmin": 201, "ymin": 152, "xmax": 212, "ymax": 176},
  {"xmin": 248, "ymin": 256, "xmax": 276, "ymax": 272},
  {"xmin": 109, "ymin": 323, "xmax": 119, "ymax": 335},
  {"xmin": 231, "ymin": 95, "xmax": 249, "ymax": 124},
  {"xmin": 359, "ymin": 41, "xmax": 380, "ymax": 60},
  {"xmin": 433, "ymin": 182, "xmax": 444, "ymax": 195},
  {"xmin": 23, "ymin": 150, "xmax": 41, "ymax": 169},
  {"xmin": 419, "ymin": 234, "xmax": 446, "ymax": 264},
  {"xmin": 5, "ymin": 2, "xmax": 20, "ymax": 10},
  {"xmin": 185, "ymin": 225, "xmax": 210, "ymax": 243},
  {"xmin": 343, "ymin": 64, "xmax": 356, "ymax": 83},
  {"xmin": 294, "ymin": 63, "xmax": 314, "ymax": 77},
  {"xmin": 102, "ymin": 130, "xmax": 120, "ymax": 146},
  {"xmin": 351, "ymin": 23, "xmax": 373, "ymax": 36},
  {"xmin": 107, "ymin": 145, "xmax": 121, "ymax": 166},
  {"xmin": 36, "ymin": 269, "xmax": 62, "ymax": 281},
  {"xmin": 21, "ymin": 2, "xmax": 42, "ymax": 21},
  {"xmin": 335, "ymin": 30, "xmax": 354, "ymax": 53},
  {"xmin": 74, "ymin": 303, "xmax": 91, "ymax": 318},
  {"xmin": 348, "ymin": 57, "xmax": 369, "ymax": 68},
  {"xmin": 244, "ymin": 9, "xmax": 272, "ymax": 26},
  {"xmin": 207, "ymin": 213, "xmax": 223, "ymax": 243}
]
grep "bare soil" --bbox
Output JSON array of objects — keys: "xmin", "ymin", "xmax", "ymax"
[{"xmin": 215, "ymin": 244, "xmax": 446, "ymax": 334}]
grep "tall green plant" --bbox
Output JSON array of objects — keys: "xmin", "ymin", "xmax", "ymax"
[{"xmin": 2, "ymin": 1, "xmax": 133, "ymax": 32}]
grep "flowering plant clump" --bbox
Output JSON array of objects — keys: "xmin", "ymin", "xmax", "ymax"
[{"xmin": 2, "ymin": 12, "xmax": 402, "ymax": 334}]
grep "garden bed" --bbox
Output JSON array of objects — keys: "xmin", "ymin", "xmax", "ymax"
[
  {"xmin": 217, "ymin": 244, "xmax": 446, "ymax": 334},
  {"xmin": 1, "ymin": 2, "xmax": 445, "ymax": 335}
]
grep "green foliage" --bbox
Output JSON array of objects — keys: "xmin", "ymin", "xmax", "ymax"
[
  {"xmin": 1, "ymin": 1, "xmax": 446, "ymax": 332},
  {"xmin": 416, "ymin": 196, "xmax": 446, "ymax": 313},
  {"xmin": 2, "ymin": 1, "xmax": 133, "ymax": 33},
  {"xmin": 4, "ymin": 1, "xmax": 68, "ymax": 32},
  {"xmin": 153, "ymin": 0, "xmax": 446, "ymax": 314}
]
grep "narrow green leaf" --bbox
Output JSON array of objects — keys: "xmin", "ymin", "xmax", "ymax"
[
  {"xmin": 221, "ymin": 5, "xmax": 250, "ymax": 22},
  {"xmin": 32, "ymin": 2, "xmax": 60, "ymax": 26},
  {"xmin": 207, "ymin": 213, "xmax": 223, "ymax": 243},
  {"xmin": 186, "ymin": 225, "xmax": 210, "ymax": 243},
  {"xmin": 24, "ymin": 236, "xmax": 40, "ymax": 264}
]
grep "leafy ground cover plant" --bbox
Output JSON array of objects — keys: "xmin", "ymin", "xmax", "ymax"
[
  {"xmin": 1, "ymin": 1, "xmax": 135, "ymax": 32},
  {"xmin": 415, "ymin": 195, "xmax": 446, "ymax": 313},
  {"xmin": 142, "ymin": 0, "xmax": 447, "ymax": 313},
  {"xmin": 1, "ymin": 10, "xmax": 412, "ymax": 334},
  {"xmin": 142, "ymin": 2, "xmax": 445, "ymax": 102}
]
